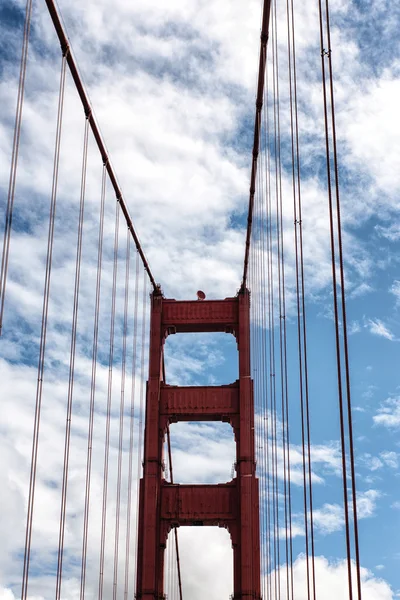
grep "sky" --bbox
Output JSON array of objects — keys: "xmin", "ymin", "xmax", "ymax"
[{"xmin": 0, "ymin": 0, "xmax": 400, "ymax": 599}]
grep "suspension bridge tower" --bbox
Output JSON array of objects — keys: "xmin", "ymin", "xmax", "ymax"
[{"xmin": 136, "ymin": 286, "xmax": 261, "ymax": 599}]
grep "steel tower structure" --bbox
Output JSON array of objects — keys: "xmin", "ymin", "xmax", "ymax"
[{"xmin": 136, "ymin": 287, "xmax": 261, "ymax": 599}]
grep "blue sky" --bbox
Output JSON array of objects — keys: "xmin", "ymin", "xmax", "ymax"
[{"xmin": 1, "ymin": 0, "xmax": 400, "ymax": 599}]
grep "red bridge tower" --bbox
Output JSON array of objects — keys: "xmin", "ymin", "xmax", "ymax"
[{"xmin": 136, "ymin": 288, "xmax": 261, "ymax": 599}]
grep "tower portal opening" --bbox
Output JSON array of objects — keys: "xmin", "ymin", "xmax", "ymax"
[
  {"xmin": 165, "ymin": 421, "xmax": 236, "ymax": 485},
  {"xmin": 164, "ymin": 526, "xmax": 233, "ymax": 600},
  {"xmin": 164, "ymin": 331, "xmax": 239, "ymax": 386}
]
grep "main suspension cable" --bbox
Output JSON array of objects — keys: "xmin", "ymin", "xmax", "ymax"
[
  {"xmin": 242, "ymin": 0, "xmax": 273, "ymax": 288},
  {"xmin": 43, "ymin": 0, "xmax": 157, "ymax": 291}
]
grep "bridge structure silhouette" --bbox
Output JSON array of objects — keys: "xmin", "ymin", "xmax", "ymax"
[{"xmin": 1, "ymin": 1, "xmax": 363, "ymax": 599}]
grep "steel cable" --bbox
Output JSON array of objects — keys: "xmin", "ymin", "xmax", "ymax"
[
  {"xmin": 133, "ymin": 270, "xmax": 148, "ymax": 594},
  {"xmin": 113, "ymin": 229, "xmax": 131, "ymax": 600},
  {"xmin": 318, "ymin": 0, "xmax": 362, "ymax": 597},
  {"xmin": 55, "ymin": 115, "xmax": 90, "ymax": 600},
  {"xmin": 0, "ymin": 0, "xmax": 33, "ymax": 333},
  {"xmin": 123, "ymin": 251, "xmax": 140, "ymax": 600},
  {"xmin": 80, "ymin": 164, "xmax": 107, "ymax": 600},
  {"xmin": 324, "ymin": 4, "xmax": 362, "ymax": 597},
  {"xmin": 21, "ymin": 51, "xmax": 67, "ymax": 600},
  {"xmin": 98, "ymin": 201, "xmax": 120, "ymax": 600}
]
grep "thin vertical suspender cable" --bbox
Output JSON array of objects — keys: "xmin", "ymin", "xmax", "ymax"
[
  {"xmin": 253, "ymin": 163, "xmax": 267, "ymax": 600},
  {"xmin": 55, "ymin": 115, "xmax": 89, "ymax": 600},
  {"xmin": 123, "ymin": 251, "xmax": 140, "ymax": 600},
  {"xmin": 289, "ymin": 4, "xmax": 318, "ymax": 578},
  {"xmin": 133, "ymin": 271, "xmax": 148, "ymax": 593},
  {"xmin": 284, "ymin": 0, "xmax": 299, "ymax": 595},
  {"xmin": 324, "ymin": 3, "xmax": 362, "ymax": 596},
  {"xmin": 262, "ymin": 67, "xmax": 273, "ymax": 600},
  {"xmin": 288, "ymin": 0, "xmax": 317, "ymax": 590},
  {"xmin": 0, "ymin": 0, "xmax": 33, "ymax": 334},
  {"xmin": 271, "ymin": 1, "xmax": 285, "ymax": 593},
  {"xmin": 266, "ymin": 98, "xmax": 278, "ymax": 600},
  {"xmin": 271, "ymin": 0, "xmax": 293, "ymax": 589},
  {"xmin": 98, "ymin": 201, "xmax": 120, "ymax": 600},
  {"xmin": 80, "ymin": 164, "xmax": 107, "ymax": 600},
  {"xmin": 299, "ymin": 135, "xmax": 317, "ymax": 600},
  {"xmin": 292, "ymin": 90, "xmax": 311, "ymax": 600},
  {"xmin": 21, "ymin": 51, "xmax": 67, "ymax": 600},
  {"xmin": 263, "ymin": 54, "xmax": 278, "ymax": 595},
  {"xmin": 253, "ymin": 122, "xmax": 263, "ymax": 596},
  {"xmin": 318, "ymin": 1, "xmax": 361, "ymax": 597},
  {"xmin": 249, "ymin": 170, "xmax": 258, "ymax": 595},
  {"xmin": 166, "ymin": 425, "xmax": 183, "ymax": 600},
  {"xmin": 257, "ymin": 170, "xmax": 268, "ymax": 600},
  {"xmin": 113, "ymin": 229, "xmax": 131, "ymax": 600}
]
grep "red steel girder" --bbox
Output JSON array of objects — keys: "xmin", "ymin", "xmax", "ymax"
[{"xmin": 160, "ymin": 382, "xmax": 239, "ymax": 424}]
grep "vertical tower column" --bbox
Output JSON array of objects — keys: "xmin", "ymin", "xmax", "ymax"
[
  {"xmin": 136, "ymin": 289, "xmax": 164, "ymax": 600},
  {"xmin": 236, "ymin": 290, "xmax": 261, "ymax": 599},
  {"xmin": 136, "ymin": 289, "xmax": 261, "ymax": 600}
]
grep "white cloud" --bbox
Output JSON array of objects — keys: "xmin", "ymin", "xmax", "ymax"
[
  {"xmin": 340, "ymin": 71, "xmax": 400, "ymax": 199},
  {"xmin": 168, "ymin": 527, "xmax": 233, "ymax": 599},
  {"xmin": 360, "ymin": 451, "xmax": 399, "ymax": 471},
  {"xmin": 350, "ymin": 282, "xmax": 374, "ymax": 298},
  {"xmin": 360, "ymin": 453, "xmax": 384, "ymax": 471},
  {"xmin": 349, "ymin": 320, "xmax": 361, "ymax": 334},
  {"xmin": 367, "ymin": 319, "xmax": 396, "ymax": 341},
  {"xmin": 390, "ymin": 281, "xmax": 400, "ymax": 304},
  {"xmin": 1, "ymin": 0, "xmax": 400, "ymax": 597},
  {"xmin": 310, "ymin": 489, "xmax": 380, "ymax": 535},
  {"xmin": 357, "ymin": 489, "xmax": 381, "ymax": 519},
  {"xmin": 272, "ymin": 555, "xmax": 394, "ymax": 599},
  {"xmin": 376, "ymin": 223, "xmax": 400, "ymax": 242},
  {"xmin": 312, "ymin": 503, "xmax": 345, "ymax": 534},
  {"xmin": 374, "ymin": 397, "xmax": 400, "ymax": 428},
  {"xmin": 169, "ymin": 421, "xmax": 236, "ymax": 484},
  {"xmin": 380, "ymin": 451, "xmax": 399, "ymax": 469}
]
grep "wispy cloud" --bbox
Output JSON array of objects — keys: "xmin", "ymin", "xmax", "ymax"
[
  {"xmin": 297, "ymin": 490, "xmax": 381, "ymax": 537},
  {"xmin": 359, "ymin": 451, "xmax": 398, "ymax": 471},
  {"xmin": 349, "ymin": 320, "xmax": 361, "ymax": 334},
  {"xmin": 375, "ymin": 223, "xmax": 400, "ymax": 242},
  {"xmin": 367, "ymin": 318, "xmax": 396, "ymax": 341},
  {"xmin": 390, "ymin": 280, "xmax": 400, "ymax": 304},
  {"xmin": 380, "ymin": 451, "xmax": 399, "ymax": 469},
  {"xmin": 350, "ymin": 282, "xmax": 374, "ymax": 298},
  {"xmin": 357, "ymin": 489, "xmax": 381, "ymax": 518},
  {"xmin": 313, "ymin": 503, "xmax": 345, "ymax": 534},
  {"xmin": 374, "ymin": 397, "xmax": 400, "ymax": 428},
  {"xmin": 360, "ymin": 453, "xmax": 384, "ymax": 471}
]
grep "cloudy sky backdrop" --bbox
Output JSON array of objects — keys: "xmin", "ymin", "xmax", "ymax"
[{"xmin": 1, "ymin": 0, "xmax": 400, "ymax": 598}]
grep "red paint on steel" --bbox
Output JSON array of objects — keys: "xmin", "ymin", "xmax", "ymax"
[
  {"xmin": 136, "ymin": 289, "xmax": 261, "ymax": 599},
  {"xmin": 160, "ymin": 382, "xmax": 239, "ymax": 424}
]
